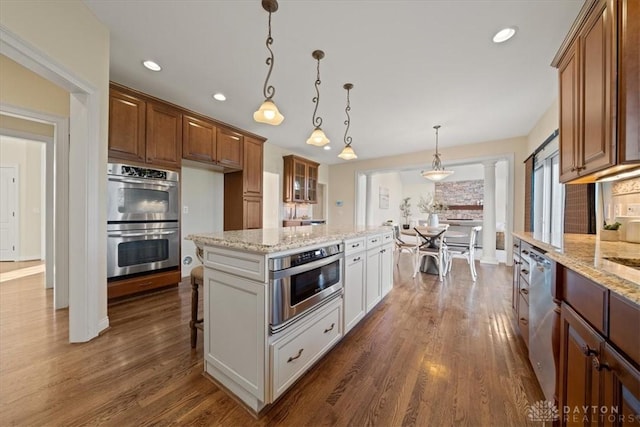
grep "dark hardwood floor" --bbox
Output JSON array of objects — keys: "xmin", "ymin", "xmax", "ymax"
[{"xmin": 0, "ymin": 255, "xmax": 543, "ymax": 426}]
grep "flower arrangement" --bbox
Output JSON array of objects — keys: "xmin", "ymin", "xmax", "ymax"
[
  {"xmin": 417, "ymin": 192, "xmax": 448, "ymax": 214},
  {"xmin": 399, "ymin": 197, "xmax": 412, "ymax": 225}
]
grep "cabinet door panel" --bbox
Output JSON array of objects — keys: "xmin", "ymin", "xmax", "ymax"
[
  {"xmin": 602, "ymin": 343, "xmax": 640, "ymax": 427},
  {"xmin": 146, "ymin": 102, "xmax": 182, "ymax": 167},
  {"xmin": 183, "ymin": 115, "xmax": 216, "ymax": 163},
  {"xmin": 293, "ymin": 160, "xmax": 306, "ymax": 202},
  {"xmin": 581, "ymin": 0, "xmax": 615, "ymax": 175},
  {"xmin": 365, "ymin": 249, "xmax": 381, "ymax": 312},
  {"xmin": 306, "ymin": 164, "xmax": 318, "ymax": 203},
  {"xmin": 343, "ymin": 252, "xmax": 365, "ymax": 334},
  {"xmin": 109, "ymin": 88, "xmax": 146, "ymax": 162},
  {"xmin": 380, "ymin": 244, "xmax": 393, "ymax": 297},
  {"xmin": 217, "ymin": 128, "xmax": 243, "ymax": 169},
  {"xmin": 243, "ymin": 197, "xmax": 262, "ymax": 230},
  {"xmin": 559, "ymin": 304, "xmax": 603, "ymax": 426},
  {"xmin": 618, "ymin": 0, "xmax": 640, "ymax": 163},
  {"xmin": 559, "ymin": 45, "xmax": 580, "ymax": 182},
  {"xmin": 244, "ymin": 137, "xmax": 263, "ymax": 196}
]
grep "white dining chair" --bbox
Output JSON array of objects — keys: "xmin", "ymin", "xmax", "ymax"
[
  {"xmin": 445, "ymin": 226, "xmax": 482, "ymax": 281},
  {"xmin": 412, "ymin": 227, "xmax": 448, "ymax": 281},
  {"xmin": 393, "ymin": 225, "xmax": 416, "ymax": 265}
]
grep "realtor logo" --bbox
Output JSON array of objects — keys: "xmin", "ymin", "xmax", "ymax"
[{"xmin": 526, "ymin": 400, "xmax": 560, "ymax": 426}]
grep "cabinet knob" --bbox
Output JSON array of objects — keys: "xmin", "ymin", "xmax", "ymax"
[
  {"xmin": 324, "ymin": 323, "xmax": 335, "ymax": 333},
  {"xmin": 287, "ymin": 348, "xmax": 304, "ymax": 363}
]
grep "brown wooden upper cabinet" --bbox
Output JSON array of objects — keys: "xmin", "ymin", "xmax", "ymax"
[
  {"xmin": 217, "ymin": 128, "xmax": 243, "ymax": 170},
  {"xmin": 244, "ymin": 137, "xmax": 263, "ymax": 197},
  {"xmin": 182, "ymin": 114, "xmax": 217, "ymax": 163},
  {"xmin": 553, "ymin": 0, "xmax": 639, "ymax": 183},
  {"xmin": 108, "ymin": 87, "xmax": 146, "ymax": 163},
  {"xmin": 146, "ymin": 101, "xmax": 182, "ymax": 168},
  {"xmin": 108, "ymin": 84, "xmax": 181, "ymax": 169},
  {"xmin": 283, "ymin": 155, "xmax": 319, "ymax": 204}
]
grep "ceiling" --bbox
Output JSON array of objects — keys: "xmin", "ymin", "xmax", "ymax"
[{"xmin": 84, "ymin": 0, "xmax": 584, "ymax": 165}]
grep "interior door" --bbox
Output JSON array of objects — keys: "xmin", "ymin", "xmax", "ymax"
[{"xmin": 0, "ymin": 166, "xmax": 18, "ymax": 261}]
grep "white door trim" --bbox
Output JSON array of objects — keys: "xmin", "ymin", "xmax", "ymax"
[
  {"xmin": 1, "ymin": 25, "xmax": 108, "ymax": 342},
  {"xmin": 0, "ymin": 164, "xmax": 19, "ymax": 261}
]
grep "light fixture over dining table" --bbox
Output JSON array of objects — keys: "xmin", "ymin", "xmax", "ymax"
[{"xmin": 421, "ymin": 125, "xmax": 453, "ymax": 181}]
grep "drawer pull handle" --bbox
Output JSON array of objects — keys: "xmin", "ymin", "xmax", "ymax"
[
  {"xmin": 521, "ymin": 269, "xmax": 529, "ymax": 275},
  {"xmin": 371, "ymin": 239, "xmax": 378, "ymax": 243},
  {"xmin": 522, "ymin": 250, "xmax": 529, "ymax": 255},
  {"xmin": 353, "ymin": 257, "xmax": 361, "ymax": 262},
  {"xmin": 519, "ymin": 317, "xmax": 528, "ymax": 325},
  {"xmin": 352, "ymin": 243, "xmax": 360, "ymax": 248},
  {"xmin": 581, "ymin": 345, "xmax": 597, "ymax": 357},
  {"xmin": 324, "ymin": 323, "xmax": 335, "ymax": 333},
  {"xmin": 287, "ymin": 349, "xmax": 304, "ymax": 363},
  {"xmin": 520, "ymin": 289, "xmax": 529, "ymax": 295},
  {"xmin": 380, "ymin": 249, "xmax": 386, "ymax": 253}
]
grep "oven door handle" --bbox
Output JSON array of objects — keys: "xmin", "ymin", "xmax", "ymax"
[
  {"xmin": 270, "ymin": 252, "xmax": 343, "ymax": 280},
  {"xmin": 108, "ymin": 230, "xmax": 178, "ymax": 238},
  {"xmin": 108, "ymin": 176, "xmax": 177, "ymax": 187}
]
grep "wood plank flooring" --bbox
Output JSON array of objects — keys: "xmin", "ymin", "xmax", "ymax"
[{"xmin": 0, "ymin": 255, "xmax": 543, "ymax": 426}]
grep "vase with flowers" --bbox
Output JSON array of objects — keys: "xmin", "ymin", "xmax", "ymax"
[{"xmin": 417, "ymin": 193, "xmax": 448, "ymax": 227}]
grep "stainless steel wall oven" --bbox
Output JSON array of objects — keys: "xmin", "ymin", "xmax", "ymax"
[
  {"xmin": 269, "ymin": 243, "xmax": 343, "ymax": 334},
  {"xmin": 107, "ymin": 163, "xmax": 180, "ymax": 279}
]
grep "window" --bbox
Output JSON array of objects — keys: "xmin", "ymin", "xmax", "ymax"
[{"xmin": 533, "ymin": 138, "xmax": 565, "ymax": 247}]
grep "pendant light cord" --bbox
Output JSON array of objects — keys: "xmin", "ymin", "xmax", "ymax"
[
  {"xmin": 311, "ymin": 57, "xmax": 322, "ymax": 128},
  {"xmin": 343, "ymin": 87, "xmax": 352, "ymax": 146},
  {"xmin": 262, "ymin": 11, "xmax": 275, "ymax": 100}
]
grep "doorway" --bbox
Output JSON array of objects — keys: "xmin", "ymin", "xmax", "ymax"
[{"xmin": 0, "ymin": 165, "xmax": 18, "ymax": 261}]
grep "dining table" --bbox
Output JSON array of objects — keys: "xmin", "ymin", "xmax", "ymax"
[{"xmin": 400, "ymin": 226, "xmax": 469, "ymax": 274}]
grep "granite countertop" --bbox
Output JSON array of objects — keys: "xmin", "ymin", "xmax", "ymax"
[
  {"xmin": 187, "ymin": 225, "xmax": 392, "ymax": 254},
  {"xmin": 513, "ymin": 232, "xmax": 640, "ymax": 305}
]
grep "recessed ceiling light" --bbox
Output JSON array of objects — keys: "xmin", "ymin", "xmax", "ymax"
[
  {"xmin": 212, "ymin": 93, "xmax": 227, "ymax": 101},
  {"xmin": 142, "ymin": 60, "xmax": 162, "ymax": 71},
  {"xmin": 492, "ymin": 27, "xmax": 517, "ymax": 43},
  {"xmin": 323, "ymin": 145, "xmax": 331, "ymax": 150}
]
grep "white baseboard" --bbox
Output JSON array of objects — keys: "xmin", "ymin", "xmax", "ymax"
[
  {"xmin": 18, "ymin": 255, "xmax": 43, "ymax": 262},
  {"xmin": 97, "ymin": 316, "xmax": 109, "ymax": 335}
]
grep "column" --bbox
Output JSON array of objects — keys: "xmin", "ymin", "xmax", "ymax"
[
  {"xmin": 481, "ymin": 160, "xmax": 498, "ymax": 265},
  {"xmin": 365, "ymin": 174, "xmax": 374, "ymax": 226}
]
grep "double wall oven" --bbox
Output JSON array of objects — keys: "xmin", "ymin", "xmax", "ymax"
[
  {"xmin": 107, "ymin": 163, "xmax": 180, "ymax": 279},
  {"xmin": 269, "ymin": 243, "xmax": 344, "ymax": 334}
]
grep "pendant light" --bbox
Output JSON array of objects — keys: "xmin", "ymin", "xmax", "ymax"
[
  {"xmin": 338, "ymin": 83, "xmax": 357, "ymax": 160},
  {"xmin": 421, "ymin": 125, "xmax": 453, "ymax": 181},
  {"xmin": 306, "ymin": 50, "xmax": 330, "ymax": 147},
  {"xmin": 253, "ymin": 0, "xmax": 284, "ymax": 125}
]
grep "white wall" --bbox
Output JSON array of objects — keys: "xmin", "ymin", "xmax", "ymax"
[
  {"xmin": 180, "ymin": 166, "xmax": 223, "ymax": 278},
  {"xmin": 527, "ymin": 99, "xmax": 559, "ymax": 154},
  {"xmin": 0, "ymin": 135, "xmax": 43, "ymax": 260},
  {"xmin": 367, "ymin": 172, "xmax": 403, "ymax": 226},
  {"xmin": 402, "ymin": 181, "xmax": 435, "ymax": 224}
]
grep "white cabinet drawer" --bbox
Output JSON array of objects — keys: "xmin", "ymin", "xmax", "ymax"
[
  {"xmin": 381, "ymin": 231, "xmax": 393, "ymax": 245},
  {"xmin": 344, "ymin": 237, "xmax": 366, "ymax": 255},
  {"xmin": 270, "ymin": 298, "xmax": 342, "ymax": 400},
  {"xmin": 366, "ymin": 234, "xmax": 382, "ymax": 249},
  {"xmin": 204, "ymin": 245, "xmax": 266, "ymax": 282}
]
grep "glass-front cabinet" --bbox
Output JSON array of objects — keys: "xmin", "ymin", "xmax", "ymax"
[{"xmin": 283, "ymin": 155, "xmax": 319, "ymax": 204}]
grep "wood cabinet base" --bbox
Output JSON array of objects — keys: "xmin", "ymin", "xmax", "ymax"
[{"xmin": 108, "ymin": 269, "xmax": 181, "ymax": 300}]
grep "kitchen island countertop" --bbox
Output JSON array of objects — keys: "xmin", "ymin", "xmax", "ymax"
[
  {"xmin": 187, "ymin": 225, "xmax": 391, "ymax": 254},
  {"xmin": 513, "ymin": 232, "xmax": 640, "ymax": 305}
]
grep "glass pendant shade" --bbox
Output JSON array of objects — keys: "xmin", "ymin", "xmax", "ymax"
[
  {"xmin": 253, "ymin": 99, "xmax": 284, "ymax": 125},
  {"xmin": 338, "ymin": 145, "xmax": 357, "ymax": 160},
  {"xmin": 306, "ymin": 127, "xmax": 330, "ymax": 146},
  {"xmin": 421, "ymin": 169, "xmax": 453, "ymax": 181}
]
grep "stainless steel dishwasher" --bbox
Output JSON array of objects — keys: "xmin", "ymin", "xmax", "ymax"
[{"xmin": 528, "ymin": 247, "xmax": 555, "ymax": 401}]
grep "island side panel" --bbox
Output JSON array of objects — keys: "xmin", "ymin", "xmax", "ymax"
[{"xmin": 203, "ymin": 247, "xmax": 268, "ymax": 412}]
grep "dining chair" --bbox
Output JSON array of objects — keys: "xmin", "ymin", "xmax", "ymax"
[
  {"xmin": 445, "ymin": 226, "xmax": 482, "ymax": 281},
  {"xmin": 393, "ymin": 224, "xmax": 416, "ymax": 265},
  {"xmin": 412, "ymin": 227, "xmax": 448, "ymax": 280}
]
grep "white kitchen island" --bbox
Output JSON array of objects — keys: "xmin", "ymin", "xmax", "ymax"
[{"xmin": 186, "ymin": 225, "xmax": 394, "ymax": 415}]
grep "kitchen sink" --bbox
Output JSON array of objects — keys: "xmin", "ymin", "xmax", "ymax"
[{"xmin": 603, "ymin": 257, "xmax": 640, "ymax": 270}]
